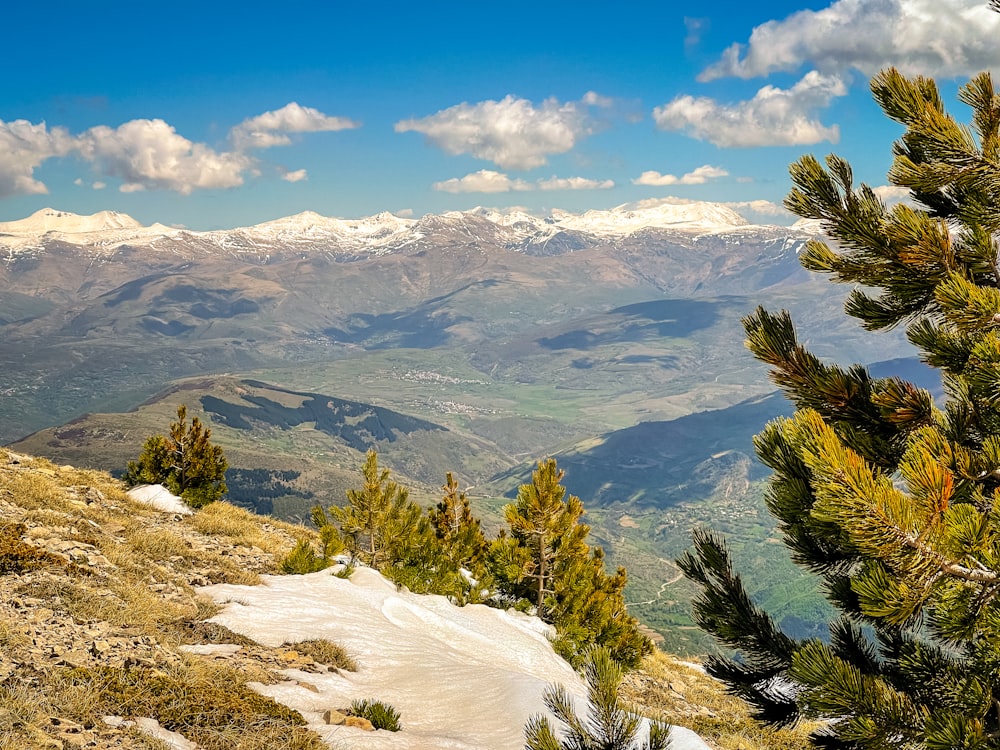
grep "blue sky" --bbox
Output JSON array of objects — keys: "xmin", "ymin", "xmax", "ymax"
[{"xmin": 2, "ymin": 0, "xmax": 997, "ymax": 229}]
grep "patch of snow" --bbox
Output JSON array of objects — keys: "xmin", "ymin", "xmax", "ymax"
[
  {"xmin": 125, "ymin": 484, "xmax": 192, "ymax": 515},
  {"xmin": 201, "ymin": 567, "xmax": 712, "ymax": 750},
  {"xmin": 104, "ymin": 716, "xmax": 200, "ymax": 750},
  {"xmin": 790, "ymin": 217, "xmax": 825, "ymax": 235}
]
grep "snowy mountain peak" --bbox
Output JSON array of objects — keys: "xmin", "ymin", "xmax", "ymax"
[
  {"xmin": 551, "ymin": 200, "xmax": 750, "ymax": 235},
  {"xmin": 0, "ymin": 208, "xmax": 144, "ymax": 235}
]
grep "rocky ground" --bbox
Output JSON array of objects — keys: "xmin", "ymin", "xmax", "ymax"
[{"xmin": 0, "ymin": 449, "xmax": 334, "ymax": 749}]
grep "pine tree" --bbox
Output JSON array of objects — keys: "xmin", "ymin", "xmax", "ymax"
[
  {"xmin": 124, "ymin": 404, "xmax": 227, "ymax": 508},
  {"xmin": 429, "ymin": 471, "xmax": 488, "ymax": 571},
  {"xmin": 495, "ymin": 459, "xmax": 652, "ymax": 667},
  {"xmin": 503, "ymin": 459, "xmax": 590, "ymax": 618},
  {"xmin": 328, "ymin": 449, "xmax": 425, "ymax": 570},
  {"xmin": 524, "ymin": 646, "xmax": 672, "ymax": 750},
  {"xmin": 680, "ymin": 66, "xmax": 1000, "ymax": 747}
]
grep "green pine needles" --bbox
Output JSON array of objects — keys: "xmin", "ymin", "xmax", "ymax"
[
  {"xmin": 124, "ymin": 404, "xmax": 228, "ymax": 508},
  {"xmin": 680, "ymin": 64, "xmax": 1000, "ymax": 748},
  {"xmin": 525, "ymin": 647, "xmax": 671, "ymax": 750}
]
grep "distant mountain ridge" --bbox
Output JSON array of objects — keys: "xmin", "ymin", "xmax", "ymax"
[{"xmin": 0, "ymin": 200, "xmax": 799, "ymax": 258}]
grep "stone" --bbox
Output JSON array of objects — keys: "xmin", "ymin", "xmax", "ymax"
[
  {"xmin": 58, "ymin": 651, "xmax": 90, "ymax": 668},
  {"xmin": 343, "ymin": 716, "xmax": 375, "ymax": 731},
  {"xmin": 322, "ymin": 709, "xmax": 347, "ymax": 725}
]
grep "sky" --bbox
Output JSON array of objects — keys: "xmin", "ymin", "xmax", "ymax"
[{"xmin": 2, "ymin": 0, "xmax": 998, "ymax": 230}]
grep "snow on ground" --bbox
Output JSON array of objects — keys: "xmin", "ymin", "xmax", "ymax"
[
  {"xmin": 201, "ymin": 567, "xmax": 711, "ymax": 750},
  {"xmin": 125, "ymin": 484, "xmax": 192, "ymax": 515}
]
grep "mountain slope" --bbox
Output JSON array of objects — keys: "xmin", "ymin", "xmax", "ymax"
[{"xmin": 2, "ymin": 449, "xmax": 794, "ymax": 750}]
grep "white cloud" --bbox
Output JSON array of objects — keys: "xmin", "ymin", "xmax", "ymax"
[
  {"xmin": 230, "ymin": 102, "xmax": 359, "ymax": 150},
  {"xmin": 684, "ymin": 17, "xmax": 709, "ymax": 52},
  {"xmin": 700, "ymin": 0, "xmax": 1000, "ymax": 81},
  {"xmin": 92, "ymin": 181, "xmax": 106, "ymax": 190},
  {"xmin": 633, "ymin": 165, "xmax": 728, "ymax": 186},
  {"xmin": 872, "ymin": 184, "xmax": 913, "ymax": 206},
  {"xmin": 581, "ymin": 91, "xmax": 614, "ymax": 108},
  {"xmin": 653, "ymin": 71, "xmax": 846, "ymax": 147},
  {"xmin": 725, "ymin": 199, "xmax": 789, "ymax": 216},
  {"xmin": 537, "ymin": 176, "xmax": 614, "ymax": 190},
  {"xmin": 433, "ymin": 170, "xmax": 532, "ymax": 193},
  {"xmin": 396, "ymin": 94, "xmax": 600, "ymax": 170},
  {"xmin": 0, "ymin": 119, "xmax": 75, "ymax": 197},
  {"xmin": 77, "ymin": 119, "xmax": 251, "ymax": 194},
  {"xmin": 433, "ymin": 170, "xmax": 615, "ymax": 193},
  {"xmin": 281, "ymin": 169, "xmax": 308, "ymax": 183},
  {"xmin": 395, "ymin": 208, "xmax": 415, "ymax": 218}
]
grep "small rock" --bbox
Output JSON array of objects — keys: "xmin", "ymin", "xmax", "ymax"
[
  {"xmin": 323, "ymin": 709, "xmax": 347, "ymax": 725},
  {"xmin": 58, "ymin": 651, "xmax": 90, "ymax": 669},
  {"xmin": 91, "ymin": 640, "xmax": 112, "ymax": 655},
  {"xmin": 343, "ymin": 716, "xmax": 375, "ymax": 731}
]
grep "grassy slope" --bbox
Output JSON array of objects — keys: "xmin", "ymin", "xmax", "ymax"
[{"xmin": 0, "ymin": 449, "xmax": 809, "ymax": 750}]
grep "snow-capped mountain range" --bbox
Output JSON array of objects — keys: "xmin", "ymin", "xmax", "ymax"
[{"xmin": 0, "ymin": 201, "xmax": 807, "ymax": 258}]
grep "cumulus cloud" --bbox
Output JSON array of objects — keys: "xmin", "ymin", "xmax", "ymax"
[
  {"xmin": 433, "ymin": 170, "xmax": 532, "ymax": 193},
  {"xmin": 653, "ymin": 71, "xmax": 846, "ymax": 147},
  {"xmin": 537, "ymin": 176, "xmax": 614, "ymax": 190},
  {"xmin": 396, "ymin": 94, "xmax": 603, "ymax": 170},
  {"xmin": 633, "ymin": 165, "xmax": 728, "ymax": 186},
  {"xmin": 230, "ymin": 102, "xmax": 359, "ymax": 150},
  {"xmin": 725, "ymin": 199, "xmax": 790, "ymax": 216},
  {"xmin": 76, "ymin": 119, "xmax": 252, "ymax": 194},
  {"xmin": 92, "ymin": 181, "xmax": 106, "ymax": 190},
  {"xmin": 700, "ymin": 0, "xmax": 1000, "ymax": 81},
  {"xmin": 433, "ymin": 170, "xmax": 614, "ymax": 193},
  {"xmin": 281, "ymin": 168, "xmax": 308, "ymax": 182},
  {"xmin": 581, "ymin": 91, "xmax": 614, "ymax": 108},
  {"xmin": 872, "ymin": 184, "xmax": 914, "ymax": 206},
  {"xmin": 0, "ymin": 119, "xmax": 75, "ymax": 197}
]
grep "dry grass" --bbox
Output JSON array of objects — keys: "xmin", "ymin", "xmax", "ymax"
[
  {"xmin": 60, "ymin": 658, "xmax": 326, "ymax": 750},
  {"xmin": 622, "ymin": 651, "xmax": 817, "ymax": 750},
  {"xmin": 124, "ymin": 526, "xmax": 194, "ymax": 560},
  {"xmin": 189, "ymin": 501, "xmax": 296, "ymax": 559},
  {"xmin": 0, "ymin": 449, "xmax": 331, "ymax": 750},
  {"xmin": 284, "ymin": 638, "xmax": 357, "ymax": 672},
  {"xmin": 2, "ymin": 468, "xmax": 74, "ymax": 512}
]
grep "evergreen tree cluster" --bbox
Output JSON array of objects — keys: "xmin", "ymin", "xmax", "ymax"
[
  {"xmin": 124, "ymin": 404, "xmax": 228, "ymax": 508},
  {"xmin": 290, "ymin": 451, "xmax": 651, "ymax": 667},
  {"xmin": 681, "ymin": 63, "xmax": 1000, "ymax": 748}
]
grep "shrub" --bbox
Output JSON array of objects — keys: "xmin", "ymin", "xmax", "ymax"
[
  {"xmin": 280, "ymin": 539, "xmax": 332, "ymax": 575},
  {"xmin": 349, "ymin": 698, "xmax": 401, "ymax": 732},
  {"xmin": 0, "ymin": 522, "xmax": 65, "ymax": 574}
]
